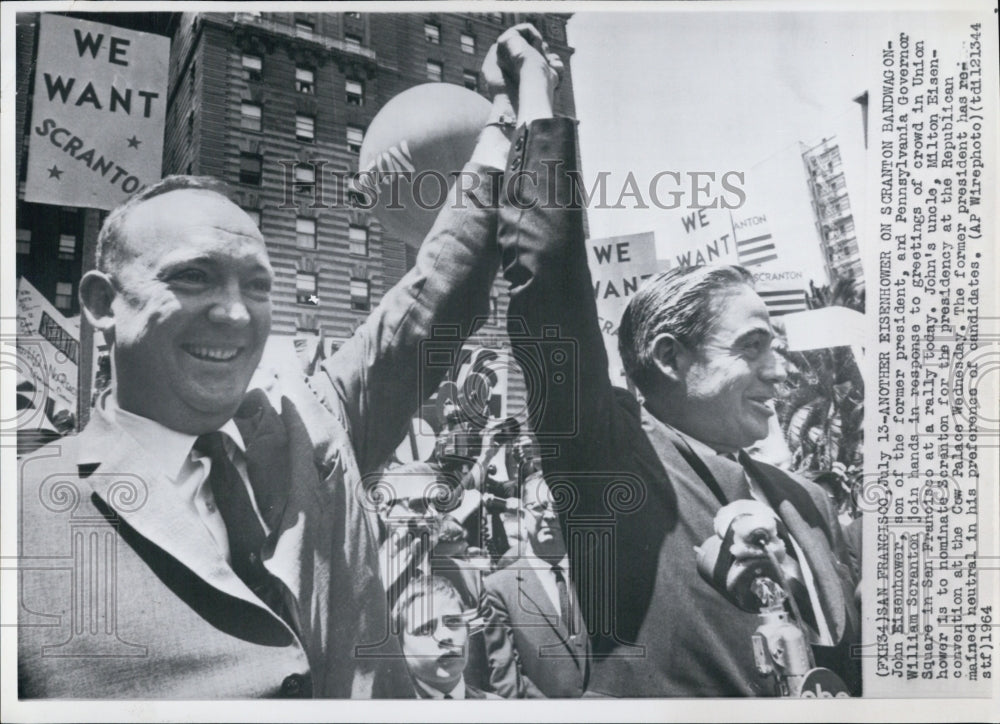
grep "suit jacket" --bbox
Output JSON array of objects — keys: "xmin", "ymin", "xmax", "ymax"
[
  {"xmin": 497, "ymin": 118, "xmax": 861, "ymax": 697},
  {"xmin": 483, "ymin": 562, "xmax": 589, "ymax": 698},
  {"xmin": 18, "ymin": 161, "xmax": 504, "ymax": 699}
]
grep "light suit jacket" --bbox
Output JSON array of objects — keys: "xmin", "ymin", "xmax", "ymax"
[
  {"xmin": 483, "ymin": 562, "xmax": 589, "ymax": 698},
  {"xmin": 17, "ymin": 161, "xmax": 503, "ymax": 699}
]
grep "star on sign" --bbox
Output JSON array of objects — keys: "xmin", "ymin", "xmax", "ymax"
[
  {"xmin": 127, "ymin": 135, "xmax": 142, "ymax": 149},
  {"xmin": 47, "ymin": 165, "xmax": 63, "ymax": 180}
]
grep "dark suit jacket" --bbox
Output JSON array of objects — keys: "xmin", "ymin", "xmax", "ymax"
[
  {"xmin": 17, "ymin": 162, "xmax": 503, "ymax": 699},
  {"xmin": 497, "ymin": 118, "xmax": 861, "ymax": 697},
  {"xmin": 483, "ymin": 562, "xmax": 589, "ymax": 698}
]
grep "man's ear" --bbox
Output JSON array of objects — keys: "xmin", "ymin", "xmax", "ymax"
[
  {"xmin": 78, "ymin": 271, "xmax": 117, "ymax": 331},
  {"xmin": 650, "ymin": 333, "xmax": 687, "ymax": 383}
]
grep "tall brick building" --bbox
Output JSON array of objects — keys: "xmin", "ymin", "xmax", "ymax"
[
  {"xmin": 161, "ymin": 10, "xmax": 577, "ymax": 345},
  {"xmin": 15, "ymin": 10, "xmax": 577, "ymax": 431}
]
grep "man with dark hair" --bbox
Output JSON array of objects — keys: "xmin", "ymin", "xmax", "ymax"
[
  {"xmin": 17, "ymin": 23, "xmax": 566, "ymax": 697},
  {"xmin": 495, "ymin": 55, "xmax": 861, "ymax": 693}
]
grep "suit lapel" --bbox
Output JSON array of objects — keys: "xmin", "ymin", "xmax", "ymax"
[
  {"xmin": 77, "ymin": 406, "xmax": 266, "ymax": 611},
  {"xmin": 516, "ymin": 567, "xmax": 559, "ymax": 629},
  {"xmin": 517, "ymin": 567, "xmax": 583, "ymax": 664},
  {"xmin": 234, "ymin": 389, "xmax": 290, "ymax": 532},
  {"xmin": 641, "ymin": 409, "xmax": 742, "ymax": 512},
  {"xmin": 235, "ymin": 390, "xmax": 327, "ymax": 613}
]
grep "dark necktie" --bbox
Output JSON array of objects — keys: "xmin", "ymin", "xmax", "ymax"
[
  {"xmin": 195, "ymin": 432, "xmax": 292, "ymax": 628},
  {"xmin": 552, "ymin": 563, "xmax": 573, "ymax": 634}
]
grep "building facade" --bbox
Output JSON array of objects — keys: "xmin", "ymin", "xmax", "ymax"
[
  {"xmin": 801, "ymin": 137, "xmax": 864, "ymax": 289},
  {"xmin": 161, "ymin": 10, "xmax": 577, "ymax": 346},
  {"xmin": 15, "ymin": 10, "xmax": 577, "ymax": 434}
]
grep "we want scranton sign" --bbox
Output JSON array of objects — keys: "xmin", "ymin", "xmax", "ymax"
[{"xmin": 25, "ymin": 14, "xmax": 169, "ymax": 210}]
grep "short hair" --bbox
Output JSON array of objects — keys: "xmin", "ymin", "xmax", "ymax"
[
  {"xmin": 96, "ymin": 175, "xmax": 238, "ymax": 274},
  {"xmin": 617, "ymin": 264, "xmax": 754, "ymax": 395},
  {"xmin": 392, "ymin": 575, "xmax": 464, "ymax": 634}
]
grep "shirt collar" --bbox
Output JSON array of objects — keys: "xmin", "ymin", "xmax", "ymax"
[
  {"xmin": 107, "ymin": 396, "xmax": 245, "ymax": 482},
  {"xmin": 415, "ymin": 676, "xmax": 465, "ymax": 699},
  {"xmin": 525, "ymin": 549, "xmax": 569, "ymax": 572}
]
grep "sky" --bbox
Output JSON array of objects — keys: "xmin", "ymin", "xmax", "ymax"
[{"xmin": 566, "ymin": 9, "xmax": 878, "ymax": 285}]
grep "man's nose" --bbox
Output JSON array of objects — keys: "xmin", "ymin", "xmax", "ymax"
[
  {"xmin": 759, "ymin": 346, "xmax": 787, "ymax": 384},
  {"xmin": 207, "ymin": 279, "xmax": 251, "ymax": 326},
  {"xmin": 435, "ymin": 623, "xmax": 454, "ymax": 646}
]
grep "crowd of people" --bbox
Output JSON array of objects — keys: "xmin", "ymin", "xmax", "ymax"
[{"xmin": 18, "ymin": 23, "xmax": 861, "ymax": 700}]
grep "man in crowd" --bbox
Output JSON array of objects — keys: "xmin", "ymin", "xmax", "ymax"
[
  {"xmin": 494, "ymin": 40, "xmax": 861, "ymax": 696},
  {"xmin": 393, "ymin": 576, "xmax": 497, "ymax": 699},
  {"xmin": 17, "ymin": 22, "xmax": 567, "ymax": 697},
  {"xmin": 483, "ymin": 473, "xmax": 589, "ymax": 698}
]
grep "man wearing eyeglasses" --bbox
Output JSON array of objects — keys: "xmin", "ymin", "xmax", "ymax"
[{"xmin": 482, "ymin": 474, "xmax": 589, "ymax": 698}]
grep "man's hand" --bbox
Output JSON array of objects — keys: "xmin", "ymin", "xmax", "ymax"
[
  {"xmin": 483, "ymin": 23, "xmax": 563, "ymax": 124},
  {"xmin": 714, "ymin": 499, "xmax": 788, "ymax": 565}
]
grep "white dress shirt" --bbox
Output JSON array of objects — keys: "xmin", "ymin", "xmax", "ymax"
[
  {"xmin": 668, "ymin": 424, "xmax": 834, "ymax": 645},
  {"xmin": 415, "ymin": 676, "xmax": 466, "ymax": 699},
  {"xmin": 109, "ymin": 398, "xmax": 269, "ymax": 564}
]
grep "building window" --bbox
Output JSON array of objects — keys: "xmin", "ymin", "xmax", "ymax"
[
  {"xmin": 462, "ymin": 70, "xmax": 478, "ymax": 90},
  {"xmin": 55, "ymin": 282, "xmax": 74, "ymax": 311},
  {"xmin": 295, "ymin": 19, "xmax": 314, "ymax": 39},
  {"xmin": 58, "ymin": 233, "xmax": 77, "ymax": 261},
  {"xmin": 241, "ymin": 54, "xmax": 262, "ymax": 82},
  {"xmin": 296, "ymin": 114, "xmax": 315, "ymax": 142},
  {"xmin": 242, "ymin": 208, "xmax": 261, "ymax": 228},
  {"xmin": 296, "ymin": 272, "xmax": 318, "ymax": 305},
  {"xmin": 344, "ymin": 33, "xmax": 362, "ymax": 52},
  {"xmin": 349, "ymin": 224, "xmax": 369, "ymax": 256},
  {"xmin": 346, "ymin": 79, "xmax": 364, "ymax": 106},
  {"xmin": 350, "ymin": 278, "xmax": 370, "ymax": 311},
  {"xmin": 295, "ymin": 165, "xmax": 316, "ymax": 195},
  {"xmin": 295, "ymin": 67, "xmax": 315, "ymax": 94},
  {"xmin": 344, "ymin": 11, "xmax": 361, "ymax": 19},
  {"xmin": 424, "ymin": 22, "xmax": 440, "ymax": 44},
  {"xmin": 460, "ymin": 33, "xmax": 476, "ymax": 54},
  {"xmin": 488, "ymin": 12, "xmax": 504, "ymax": 24},
  {"xmin": 426, "ymin": 60, "xmax": 443, "ymax": 82},
  {"xmin": 241, "ymin": 102, "xmax": 262, "ymax": 132},
  {"xmin": 346, "ymin": 125, "xmax": 364, "ymax": 153},
  {"xmin": 16, "ymin": 228, "xmax": 31, "ymax": 255},
  {"xmin": 296, "ymin": 217, "xmax": 317, "ymax": 249},
  {"xmin": 239, "ymin": 153, "xmax": 262, "ymax": 185}
]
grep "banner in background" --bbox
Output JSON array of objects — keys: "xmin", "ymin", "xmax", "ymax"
[{"xmin": 24, "ymin": 14, "xmax": 169, "ymax": 210}]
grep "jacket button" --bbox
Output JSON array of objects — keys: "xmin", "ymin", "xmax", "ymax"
[
  {"xmin": 511, "ymin": 156, "xmax": 522, "ymax": 170},
  {"xmin": 280, "ymin": 673, "xmax": 308, "ymax": 697},
  {"xmin": 514, "ymin": 135, "xmax": 524, "ymax": 151}
]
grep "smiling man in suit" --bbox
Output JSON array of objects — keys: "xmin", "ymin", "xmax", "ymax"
[
  {"xmin": 482, "ymin": 473, "xmax": 589, "ymax": 698},
  {"xmin": 17, "ymin": 115, "xmax": 507, "ymax": 696},
  {"xmin": 493, "ymin": 34, "xmax": 862, "ymax": 691}
]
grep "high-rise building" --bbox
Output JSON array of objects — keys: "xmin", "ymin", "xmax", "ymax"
[
  {"xmin": 801, "ymin": 137, "xmax": 864, "ymax": 289},
  {"xmin": 14, "ymin": 10, "xmax": 577, "ymax": 433},
  {"xmin": 161, "ymin": 11, "xmax": 577, "ymax": 347}
]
